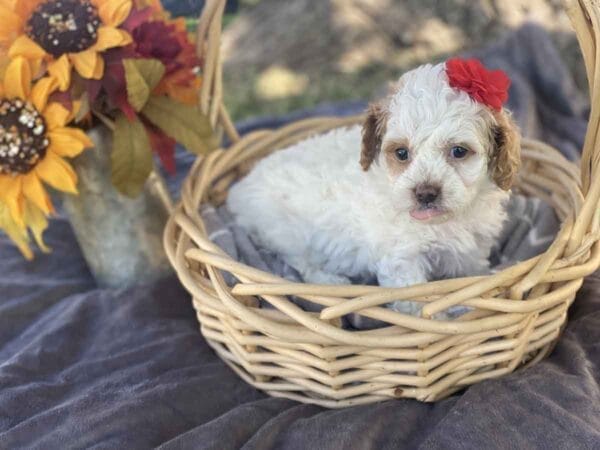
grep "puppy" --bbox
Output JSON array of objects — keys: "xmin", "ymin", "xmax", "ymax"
[{"xmin": 227, "ymin": 60, "xmax": 520, "ymax": 314}]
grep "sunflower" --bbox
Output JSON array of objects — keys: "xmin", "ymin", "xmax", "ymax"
[
  {"xmin": 2, "ymin": 0, "xmax": 133, "ymax": 90},
  {"xmin": 0, "ymin": 56, "xmax": 92, "ymax": 226}
]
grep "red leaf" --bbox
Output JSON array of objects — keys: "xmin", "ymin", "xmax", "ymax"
[
  {"xmin": 144, "ymin": 120, "xmax": 176, "ymax": 174},
  {"xmin": 86, "ymin": 79, "xmax": 102, "ymax": 104},
  {"xmin": 121, "ymin": 7, "xmax": 153, "ymax": 33},
  {"xmin": 104, "ymin": 60, "xmax": 137, "ymax": 120},
  {"xmin": 48, "ymin": 90, "xmax": 73, "ymax": 111},
  {"xmin": 133, "ymin": 21, "xmax": 181, "ymax": 73}
]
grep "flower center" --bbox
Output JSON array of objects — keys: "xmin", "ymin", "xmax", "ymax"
[
  {"xmin": 25, "ymin": 0, "xmax": 101, "ymax": 58},
  {"xmin": 0, "ymin": 99, "xmax": 49, "ymax": 175}
]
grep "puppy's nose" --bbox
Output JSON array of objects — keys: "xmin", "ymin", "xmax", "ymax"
[{"xmin": 415, "ymin": 184, "xmax": 441, "ymax": 205}]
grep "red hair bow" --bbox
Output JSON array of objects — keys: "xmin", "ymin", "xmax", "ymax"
[{"xmin": 445, "ymin": 58, "xmax": 510, "ymax": 111}]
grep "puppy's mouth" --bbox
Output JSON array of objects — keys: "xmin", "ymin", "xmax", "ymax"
[{"xmin": 409, "ymin": 205, "xmax": 450, "ymax": 222}]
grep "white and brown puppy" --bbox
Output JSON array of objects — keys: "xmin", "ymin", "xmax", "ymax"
[{"xmin": 227, "ymin": 60, "xmax": 520, "ymax": 314}]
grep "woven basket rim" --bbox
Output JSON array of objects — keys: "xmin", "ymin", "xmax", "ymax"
[{"xmin": 168, "ymin": 118, "xmax": 590, "ymax": 324}]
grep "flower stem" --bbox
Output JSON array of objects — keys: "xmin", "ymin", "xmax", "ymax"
[
  {"xmin": 91, "ymin": 109, "xmax": 116, "ymax": 131},
  {"xmin": 147, "ymin": 171, "xmax": 174, "ymax": 214}
]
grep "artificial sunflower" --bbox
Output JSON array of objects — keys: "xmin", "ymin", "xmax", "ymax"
[
  {"xmin": 3, "ymin": 0, "xmax": 133, "ymax": 90},
  {"xmin": 0, "ymin": 56, "xmax": 92, "ymax": 225}
]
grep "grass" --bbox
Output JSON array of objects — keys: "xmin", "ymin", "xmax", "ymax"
[
  {"xmin": 186, "ymin": 14, "xmax": 397, "ymax": 121},
  {"xmin": 222, "ymin": 65, "xmax": 401, "ymax": 121}
]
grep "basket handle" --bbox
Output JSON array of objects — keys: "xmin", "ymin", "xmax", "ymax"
[
  {"xmin": 196, "ymin": 0, "xmax": 239, "ymax": 143},
  {"xmin": 565, "ymin": 0, "xmax": 598, "ymax": 192},
  {"xmin": 564, "ymin": 0, "xmax": 600, "ymax": 254}
]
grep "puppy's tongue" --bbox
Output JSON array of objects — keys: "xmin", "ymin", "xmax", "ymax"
[{"xmin": 410, "ymin": 207, "xmax": 445, "ymax": 221}]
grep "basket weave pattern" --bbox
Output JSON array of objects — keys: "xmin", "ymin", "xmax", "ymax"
[{"xmin": 164, "ymin": 0, "xmax": 600, "ymax": 407}]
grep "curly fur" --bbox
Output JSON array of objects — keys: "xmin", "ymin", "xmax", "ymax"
[
  {"xmin": 490, "ymin": 110, "xmax": 521, "ymax": 190},
  {"xmin": 227, "ymin": 63, "xmax": 520, "ymax": 314}
]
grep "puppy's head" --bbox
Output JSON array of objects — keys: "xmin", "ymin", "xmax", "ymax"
[{"xmin": 361, "ymin": 62, "xmax": 520, "ymax": 223}]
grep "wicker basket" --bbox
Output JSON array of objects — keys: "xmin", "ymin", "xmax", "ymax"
[{"xmin": 164, "ymin": 0, "xmax": 600, "ymax": 407}]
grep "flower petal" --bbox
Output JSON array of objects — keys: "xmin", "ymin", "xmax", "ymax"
[
  {"xmin": 22, "ymin": 172, "xmax": 54, "ymax": 215},
  {"xmin": 0, "ymin": 174, "xmax": 25, "ymax": 224},
  {"xmin": 0, "ymin": 4, "xmax": 21, "ymax": 43},
  {"xmin": 69, "ymin": 100, "xmax": 83, "ymax": 123},
  {"xmin": 23, "ymin": 200, "xmax": 50, "ymax": 253},
  {"xmin": 3, "ymin": 56, "xmax": 31, "ymax": 99},
  {"xmin": 13, "ymin": 0, "xmax": 41, "ymax": 20},
  {"xmin": 445, "ymin": 57, "xmax": 510, "ymax": 112},
  {"xmin": 8, "ymin": 34, "xmax": 46, "ymax": 59},
  {"xmin": 0, "ymin": 174, "xmax": 17, "ymax": 201},
  {"xmin": 47, "ymin": 54, "xmax": 71, "ymax": 91},
  {"xmin": 93, "ymin": 26, "xmax": 132, "ymax": 51},
  {"xmin": 31, "ymin": 76, "xmax": 58, "ymax": 112},
  {"xmin": 0, "ymin": 200, "xmax": 33, "ymax": 260},
  {"xmin": 29, "ymin": 59, "xmax": 43, "ymax": 79},
  {"xmin": 70, "ymin": 49, "xmax": 102, "ymax": 79},
  {"xmin": 92, "ymin": 54, "xmax": 105, "ymax": 79},
  {"xmin": 97, "ymin": 0, "xmax": 132, "ymax": 27},
  {"xmin": 48, "ymin": 127, "xmax": 93, "ymax": 157},
  {"xmin": 43, "ymin": 102, "xmax": 71, "ymax": 129},
  {"xmin": 35, "ymin": 151, "xmax": 78, "ymax": 194}
]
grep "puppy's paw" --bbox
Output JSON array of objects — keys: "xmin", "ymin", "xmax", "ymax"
[{"xmin": 389, "ymin": 300, "xmax": 423, "ymax": 316}]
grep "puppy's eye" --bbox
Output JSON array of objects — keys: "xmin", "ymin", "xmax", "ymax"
[
  {"xmin": 450, "ymin": 146, "xmax": 469, "ymax": 159},
  {"xmin": 394, "ymin": 147, "xmax": 410, "ymax": 161}
]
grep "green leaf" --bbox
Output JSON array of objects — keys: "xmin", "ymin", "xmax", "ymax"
[
  {"xmin": 111, "ymin": 114, "xmax": 154, "ymax": 197},
  {"xmin": 134, "ymin": 59, "xmax": 166, "ymax": 91},
  {"xmin": 141, "ymin": 96, "xmax": 217, "ymax": 155},
  {"xmin": 123, "ymin": 58, "xmax": 166, "ymax": 112},
  {"xmin": 74, "ymin": 92, "xmax": 91, "ymax": 123}
]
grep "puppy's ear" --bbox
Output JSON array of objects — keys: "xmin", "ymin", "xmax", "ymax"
[
  {"xmin": 490, "ymin": 110, "xmax": 521, "ymax": 190},
  {"xmin": 361, "ymin": 102, "xmax": 387, "ymax": 171}
]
